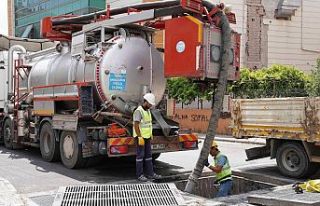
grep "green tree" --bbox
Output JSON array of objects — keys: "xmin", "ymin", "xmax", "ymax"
[
  {"xmin": 231, "ymin": 65, "xmax": 309, "ymax": 98},
  {"xmin": 167, "ymin": 78, "xmax": 200, "ymax": 104},
  {"xmin": 167, "ymin": 78, "xmax": 215, "ymax": 104},
  {"xmin": 306, "ymin": 59, "xmax": 320, "ymax": 97}
]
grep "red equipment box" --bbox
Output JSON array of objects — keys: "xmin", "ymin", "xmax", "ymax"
[{"xmin": 164, "ymin": 16, "xmax": 240, "ymax": 81}]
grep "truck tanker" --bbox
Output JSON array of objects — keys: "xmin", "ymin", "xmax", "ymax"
[{"xmin": 2, "ymin": 0, "xmax": 240, "ymax": 169}]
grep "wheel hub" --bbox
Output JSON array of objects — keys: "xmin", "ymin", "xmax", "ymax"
[
  {"xmin": 63, "ymin": 135, "xmax": 74, "ymax": 160},
  {"xmin": 283, "ymin": 150, "xmax": 301, "ymax": 171}
]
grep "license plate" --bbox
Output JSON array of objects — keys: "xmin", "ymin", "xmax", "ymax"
[{"xmin": 151, "ymin": 144, "xmax": 166, "ymax": 150}]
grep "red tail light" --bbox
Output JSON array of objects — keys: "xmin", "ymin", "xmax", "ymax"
[
  {"xmin": 183, "ymin": 141, "xmax": 197, "ymax": 149},
  {"xmin": 110, "ymin": 145, "xmax": 128, "ymax": 154}
]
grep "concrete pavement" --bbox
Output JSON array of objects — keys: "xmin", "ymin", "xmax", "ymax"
[{"xmin": 0, "ymin": 178, "xmax": 37, "ymax": 206}]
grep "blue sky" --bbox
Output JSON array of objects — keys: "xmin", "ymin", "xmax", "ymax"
[{"xmin": 0, "ymin": 0, "xmax": 8, "ymax": 35}]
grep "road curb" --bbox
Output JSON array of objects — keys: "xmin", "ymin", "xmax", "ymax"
[{"xmin": 0, "ymin": 178, "xmax": 29, "ymax": 206}]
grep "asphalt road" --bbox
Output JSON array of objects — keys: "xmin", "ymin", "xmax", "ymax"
[
  {"xmin": 0, "ymin": 139, "xmax": 274, "ymax": 194},
  {"xmin": 0, "ymin": 138, "xmax": 318, "ymax": 205}
]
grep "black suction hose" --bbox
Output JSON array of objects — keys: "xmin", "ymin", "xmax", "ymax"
[{"xmin": 52, "ymin": 0, "xmax": 218, "ymax": 26}]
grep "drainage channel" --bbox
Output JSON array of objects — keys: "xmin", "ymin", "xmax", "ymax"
[{"xmin": 52, "ymin": 183, "xmax": 185, "ymax": 206}]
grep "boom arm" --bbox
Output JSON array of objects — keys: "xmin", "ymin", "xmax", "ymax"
[{"xmin": 41, "ymin": 0, "xmax": 232, "ymax": 41}]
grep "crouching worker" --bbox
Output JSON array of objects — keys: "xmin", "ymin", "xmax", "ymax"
[
  {"xmin": 133, "ymin": 93, "xmax": 161, "ymax": 182},
  {"xmin": 204, "ymin": 141, "xmax": 233, "ymax": 197}
]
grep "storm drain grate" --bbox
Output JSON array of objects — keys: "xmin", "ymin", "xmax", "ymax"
[{"xmin": 53, "ymin": 183, "xmax": 185, "ymax": 206}]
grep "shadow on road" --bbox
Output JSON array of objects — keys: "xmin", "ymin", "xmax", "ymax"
[
  {"xmin": 237, "ymin": 164, "xmax": 320, "ymax": 182},
  {"xmin": 0, "ymin": 145, "xmax": 185, "ymax": 185}
]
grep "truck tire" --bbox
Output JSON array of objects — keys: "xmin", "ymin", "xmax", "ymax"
[
  {"xmin": 3, "ymin": 118, "xmax": 18, "ymax": 149},
  {"xmin": 40, "ymin": 122, "xmax": 60, "ymax": 162},
  {"xmin": 276, "ymin": 142, "xmax": 311, "ymax": 178},
  {"xmin": 60, "ymin": 131, "xmax": 86, "ymax": 169}
]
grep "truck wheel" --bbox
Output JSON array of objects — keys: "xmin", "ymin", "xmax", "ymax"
[
  {"xmin": 276, "ymin": 142, "xmax": 311, "ymax": 178},
  {"xmin": 40, "ymin": 122, "xmax": 60, "ymax": 162},
  {"xmin": 60, "ymin": 131, "xmax": 86, "ymax": 169},
  {"xmin": 3, "ymin": 118, "xmax": 18, "ymax": 149}
]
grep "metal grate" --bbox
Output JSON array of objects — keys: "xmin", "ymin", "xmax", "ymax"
[{"xmin": 53, "ymin": 183, "xmax": 185, "ymax": 206}]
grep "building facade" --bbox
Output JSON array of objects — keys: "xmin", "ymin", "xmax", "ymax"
[
  {"xmin": 11, "ymin": 0, "xmax": 109, "ymax": 38},
  {"xmin": 215, "ymin": 0, "xmax": 320, "ymax": 73},
  {"xmin": 10, "ymin": 0, "xmax": 142, "ymax": 39}
]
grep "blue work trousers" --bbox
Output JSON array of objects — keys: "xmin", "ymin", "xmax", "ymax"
[
  {"xmin": 136, "ymin": 138, "xmax": 154, "ymax": 178},
  {"xmin": 216, "ymin": 179, "xmax": 233, "ymax": 197}
]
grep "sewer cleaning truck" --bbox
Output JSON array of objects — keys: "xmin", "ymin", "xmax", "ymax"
[
  {"xmin": 232, "ymin": 97, "xmax": 320, "ymax": 178},
  {"xmin": 1, "ymin": 0, "xmax": 240, "ymax": 169}
]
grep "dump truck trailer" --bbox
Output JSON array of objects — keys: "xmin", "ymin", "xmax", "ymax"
[{"xmin": 232, "ymin": 97, "xmax": 320, "ymax": 178}]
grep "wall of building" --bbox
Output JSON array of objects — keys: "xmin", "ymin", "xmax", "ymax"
[
  {"xmin": 7, "ymin": 0, "xmax": 14, "ymax": 36},
  {"xmin": 262, "ymin": 0, "xmax": 320, "ymax": 73},
  {"xmin": 13, "ymin": 0, "xmax": 110, "ymax": 38},
  {"xmin": 246, "ymin": 0, "xmax": 266, "ymax": 68},
  {"xmin": 172, "ymin": 109, "xmax": 232, "ymax": 135}
]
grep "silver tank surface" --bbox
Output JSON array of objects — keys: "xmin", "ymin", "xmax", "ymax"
[{"xmin": 26, "ymin": 37, "xmax": 166, "ymax": 113}]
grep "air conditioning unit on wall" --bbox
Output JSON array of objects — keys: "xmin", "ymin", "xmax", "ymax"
[{"xmin": 275, "ymin": 0, "xmax": 301, "ymax": 20}]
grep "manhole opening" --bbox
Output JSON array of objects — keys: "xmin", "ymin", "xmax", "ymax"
[
  {"xmin": 175, "ymin": 175, "xmax": 276, "ymax": 199},
  {"xmin": 53, "ymin": 183, "xmax": 185, "ymax": 206}
]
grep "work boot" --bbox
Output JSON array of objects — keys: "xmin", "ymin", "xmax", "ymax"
[
  {"xmin": 137, "ymin": 175, "xmax": 149, "ymax": 182},
  {"xmin": 147, "ymin": 173, "xmax": 162, "ymax": 180}
]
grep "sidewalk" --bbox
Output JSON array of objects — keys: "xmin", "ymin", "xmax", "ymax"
[
  {"xmin": 197, "ymin": 134, "xmax": 266, "ymax": 145},
  {"xmin": 0, "ymin": 178, "xmax": 25, "ymax": 206},
  {"xmin": 0, "ymin": 178, "xmax": 37, "ymax": 206}
]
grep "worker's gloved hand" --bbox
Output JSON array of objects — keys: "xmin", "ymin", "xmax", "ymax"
[
  {"xmin": 138, "ymin": 137, "xmax": 145, "ymax": 146},
  {"xmin": 203, "ymin": 159, "xmax": 210, "ymax": 167}
]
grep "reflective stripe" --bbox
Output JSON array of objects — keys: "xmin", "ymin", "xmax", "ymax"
[
  {"xmin": 133, "ymin": 106, "xmax": 153, "ymax": 139},
  {"xmin": 214, "ymin": 152, "xmax": 232, "ymax": 183},
  {"xmin": 136, "ymin": 159, "xmax": 143, "ymax": 162},
  {"xmin": 145, "ymin": 158, "xmax": 153, "ymax": 161}
]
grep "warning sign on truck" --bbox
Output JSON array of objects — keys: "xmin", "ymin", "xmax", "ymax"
[{"xmin": 109, "ymin": 73, "xmax": 127, "ymax": 91}]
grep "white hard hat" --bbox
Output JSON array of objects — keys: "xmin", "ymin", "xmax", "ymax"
[{"xmin": 143, "ymin": 93, "xmax": 156, "ymax": 106}]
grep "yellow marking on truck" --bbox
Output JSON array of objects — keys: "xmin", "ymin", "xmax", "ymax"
[
  {"xmin": 179, "ymin": 134, "xmax": 198, "ymax": 142},
  {"xmin": 186, "ymin": 16, "xmax": 203, "ymax": 43},
  {"xmin": 108, "ymin": 138, "xmax": 135, "ymax": 146},
  {"xmin": 33, "ymin": 109, "xmax": 54, "ymax": 116}
]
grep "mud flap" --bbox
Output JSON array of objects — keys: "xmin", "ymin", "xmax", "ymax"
[{"xmin": 245, "ymin": 146, "xmax": 270, "ymax": 161}]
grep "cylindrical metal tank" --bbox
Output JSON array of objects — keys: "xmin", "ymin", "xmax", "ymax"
[{"xmin": 25, "ymin": 36, "xmax": 166, "ymax": 113}]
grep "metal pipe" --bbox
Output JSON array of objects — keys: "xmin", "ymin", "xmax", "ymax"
[
  {"xmin": 6, "ymin": 45, "xmax": 26, "ymax": 112},
  {"xmin": 25, "ymin": 46, "xmax": 56, "ymax": 60},
  {"xmin": 52, "ymin": 0, "xmax": 181, "ymax": 26},
  {"xmin": 100, "ymin": 112, "xmax": 123, "ymax": 117}
]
